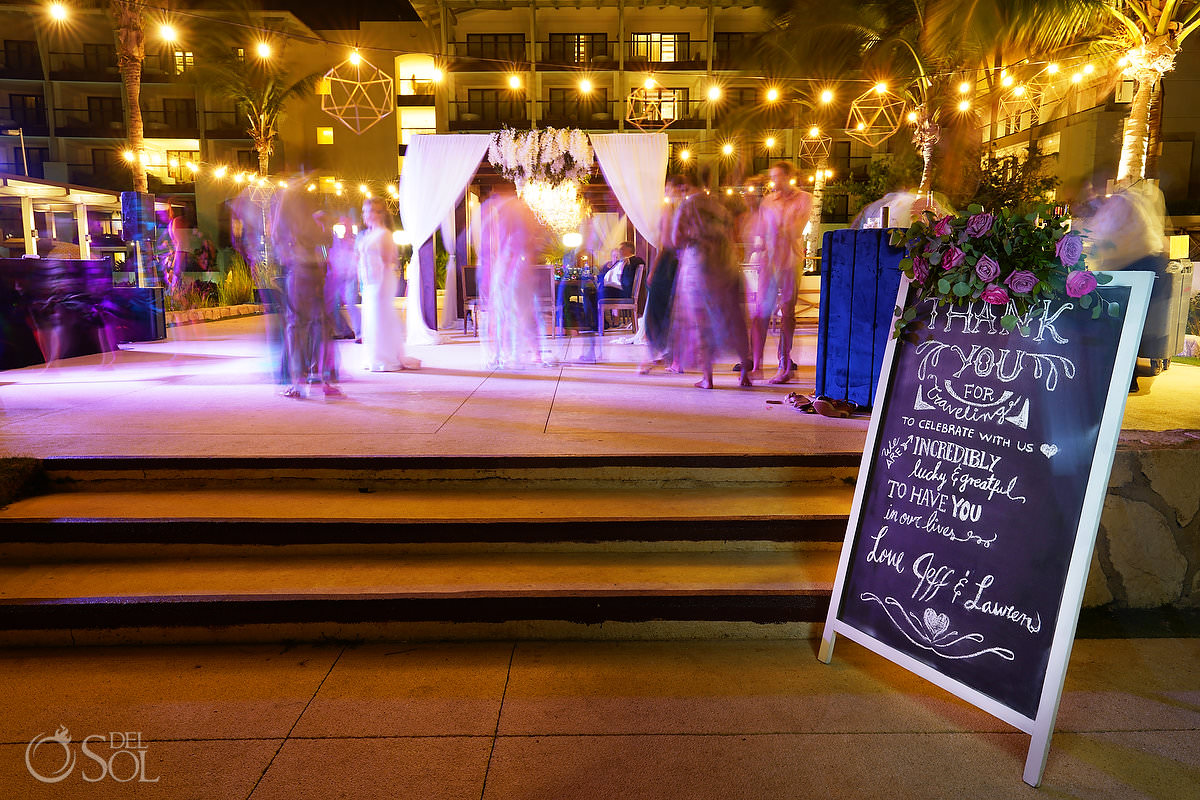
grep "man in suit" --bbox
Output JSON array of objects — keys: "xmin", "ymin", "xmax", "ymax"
[{"xmin": 595, "ymin": 241, "xmax": 643, "ymax": 331}]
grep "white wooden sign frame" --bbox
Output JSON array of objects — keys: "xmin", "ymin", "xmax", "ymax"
[{"xmin": 818, "ymin": 271, "xmax": 1154, "ymax": 787}]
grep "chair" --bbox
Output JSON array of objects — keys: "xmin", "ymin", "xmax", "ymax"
[
  {"xmin": 462, "ymin": 265, "xmax": 482, "ymax": 336},
  {"xmin": 597, "ymin": 262, "xmax": 645, "ymax": 338}
]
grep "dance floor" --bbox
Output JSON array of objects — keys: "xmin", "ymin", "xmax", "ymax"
[{"xmin": 1, "ymin": 314, "xmax": 1195, "ymax": 459}]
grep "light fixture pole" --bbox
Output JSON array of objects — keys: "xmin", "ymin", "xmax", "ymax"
[{"xmin": 2, "ymin": 128, "xmax": 28, "ymax": 176}]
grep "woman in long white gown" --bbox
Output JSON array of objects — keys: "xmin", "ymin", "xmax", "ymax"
[{"xmin": 357, "ymin": 198, "xmax": 420, "ymax": 371}]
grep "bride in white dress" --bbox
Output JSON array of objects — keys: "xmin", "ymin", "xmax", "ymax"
[{"xmin": 357, "ymin": 198, "xmax": 420, "ymax": 371}]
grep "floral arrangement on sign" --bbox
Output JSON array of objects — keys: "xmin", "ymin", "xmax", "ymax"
[
  {"xmin": 888, "ymin": 203, "xmax": 1117, "ymax": 339},
  {"xmin": 487, "ymin": 127, "xmax": 593, "ymax": 191}
]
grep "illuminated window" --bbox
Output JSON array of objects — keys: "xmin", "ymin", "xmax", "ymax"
[
  {"xmin": 317, "ymin": 127, "xmax": 334, "ymax": 145},
  {"xmin": 173, "ymin": 50, "xmax": 194, "ymax": 75},
  {"xmin": 630, "ymin": 33, "xmax": 688, "ymax": 63}
]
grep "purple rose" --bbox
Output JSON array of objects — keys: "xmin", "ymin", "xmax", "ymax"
[
  {"xmin": 981, "ymin": 284, "xmax": 1010, "ymax": 305},
  {"xmin": 965, "ymin": 212, "xmax": 995, "ymax": 238},
  {"xmin": 1056, "ymin": 233, "xmax": 1083, "ymax": 267},
  {"xmin": 1065, "ymin": 269, "xmax": 1098, "ymax": 298},
  {"xmin": 933, "ymin": 215, "xmax": 953, "ymax": 237},
  {"xmin": 911, "ymin": 256, "xmax": 930, "ymax": 283},
  {"xmin": 1004, "ymin": 269, "xmax": 1039, "ymax": 295},
  {"xmin": 974, "ymin": 254, "xmax": 1000, "ymax": 282},
  {"xmin": 943, "ymin": 245, "xmax": 966, "ymax": 270}
]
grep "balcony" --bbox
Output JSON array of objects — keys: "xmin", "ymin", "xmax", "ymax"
[
  {"xmin": 0, "ymin": 160, "xmax": 44, "ymax": 179},
  {"xmin": 204, "ymin": 110, "xmax": 244, "ymax": 139},
  {"xmin": 142, "ymin": 108, "xmax": 200, "ymax": 139},
  {"xmin": 53, "ymin": 108, "xmax": 125, "ymax": 138},
  {"xmin": 448, "ymin": 100, "xmax": 527, "ymax": 131},
  {"xmin": 48, "ymin": 51, "xmax": 176, "ymax": 83},
  {"xmin": 535, "ymin": 41, "xmax": 617, "ymax": 70},
  {"xmin": 627, "ymin": 98, "xmax": 707, "ymax": 130},
  {"xmin": 537, "ymin": 100, "xmax": 619, "ymax": 130},
  {"xmin": 0, "ymin": 114, "xmax": 50, "ymax": 137}
]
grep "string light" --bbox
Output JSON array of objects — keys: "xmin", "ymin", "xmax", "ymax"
[
  {"xmin": 160, "ymin": 24, "xmax": 177, "ymax": 42},
  {"xmin": 808, "ymin": 126, "xmax": 820, "ymax": 138},
  {"xmin": 578, "ymin": 78, "xmax": 592, "ymax": 93},
  {"xmin": 48, "ymin": 2, "xmax": 68, "ymax": 21},
  {"xmin": 508, "ymin": 74, "xmax": 522, "ymax": 90},
  {"xmin": 820, "ymin": 89, "xmax": 834, "ymax": 104},
  {"xmin": 906, "ymin": 111, "xmax": 918, "ymax": 122},
  {"xmin": 255, "ymin": 41, "xmax": 272, "ymax": 59},
  {"xmin": 958, "ymin": 82, "xmax": 971, "ymax": 94},
  {"xmin": 1071, "ymin": 72, "xmax": 1083, "ymax": 84},
  {"xmin": 957, "ymin": 99, "xmax": 971, "ymax": 112},
  {"xmin": 1047, "ymin": 63, "xmax": 1060, "ymax": 75},
  {"xmin": 764, "ymin": 136, "xmax": 776, "ymax": 148},
  {"xmin": 1001, "ymin": 74, "xmax": 1014, "ymax": 87},
  {"xmin": 721, "ymin": 142, "xmax": 734, "ymax": 156},
  {"xmin": 348, "ymin": 49, "xmax": 361, "ymax": 66},
  {"xmin": 643, "ymin": 77, "xmax": 656, "ymax": 90},
  {"xmin": 1083, "ymin": 63, "xmax": 1095, "ymax": 74},
  {"xmin": 873, "ymin": 82, "xmax": 887, "ymax": 94},
  {"xmin": 707, "ymin": 85, "xmax": 722, "ymax": 101},
  {"xmin": 678, "ymin": 148, "xmax": 690, "ymax": 161},
  {"xmin": 765, "ymin": 87, "xmax": 779, "ymax": 102}
]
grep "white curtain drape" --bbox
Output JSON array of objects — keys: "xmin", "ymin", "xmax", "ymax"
[
  {"xmin": 439, "ymin": 208, "xmax": 458, "ymax": 329},
  {"xmin": 399, "ymin": 133, "xmax": 492, "ymax": 345},
  {"xmin": 590, "ymin": 133, "xmax": 668, "ymax": 248}
]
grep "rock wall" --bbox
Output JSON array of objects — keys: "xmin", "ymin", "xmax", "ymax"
[{"xmin": 1085, "ymin": 430, "xmax": 1200, "ymax": 608}]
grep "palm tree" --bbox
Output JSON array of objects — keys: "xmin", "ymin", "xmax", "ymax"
[
  {"xmin": 200, "ymin": 53, "xmax": 319, "ymax": 175},
  {"xmin": 1097, "ymin": 1, "xmax": 1200, "ymax": 182},
  {"xmin": 109, "ymin": 0, "xmax": 146, "ymax": 192}
]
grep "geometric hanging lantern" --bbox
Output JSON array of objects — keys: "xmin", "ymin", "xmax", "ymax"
[
  {"xmin": 998, "ymin": 83, "xmax": 1039, "ymax": 122},
  {"xmin": 625, "ymin": 86, "xmax": 674, "ymax": 132},
  {"xmin": 798, "ymin": 125, "xmax": 833, "ymax": 165},
  {"xmin": 845, "ymin": 83, "xmax": 904, "ymax": 148},
  {"xmin": 320, "ymin": 52, "xmax": 395, "ymax": 134}
]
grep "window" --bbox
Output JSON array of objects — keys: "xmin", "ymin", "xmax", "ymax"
[
  {"xmin": 233, "ymin": 47, "xmax": 245, "ymax": 63},
  {"xmin": 3, "ymin": 40, "xmax": 40, "ymax": 72},
  {"xmin": 547, "ymin": 33, "xmax": 607, "ymax": 64},
  {"xmin": 161, "ymin": 98, "xmax": 196, "ymax": 131},
  {"xmin": 25, "ymin": 146, "xmax": 48, "ymax": 179},
  {"xmin": 8, "ymin": 93, "xmax": 46, "ymax": 128},
  {"xmin": 465, "ymin": 34, "xmax": 526, "ymax": 61},
  {"xmin": 547, "ymin": 87, "xmax": 608, "ymax": 122},
  {"xmin": 235, "ymin": 150, "xmax": 257, "ymax": 169},
  {"xmin": 713, "ymin": 33, "xmax": 752, "ymax": 66},
  {"xmin": 642, "ymin": 88, "xmax": 689, "ymax": 121},
  {"xmin": 87, "ymin": 96, "xmax": 123, "ymax": 129},
  {"xmin": 173, "ymin": 50, "xmax": 194, "ymax": 75},
  {"xmin": 166, "ymin": 149, "xmax": 199, "ymax": 182},
  {"xmin": 629, "ymin": 33, "xmax": 688, "ymax": 63},
  {"xmin": 467, "ymin": 88, "xmax": 525, "ymax": 122},
  {"xmin": 317, "ymin": 126, "xmax": 334, "ymax": 145},
  {"xmin": 82, "ymin": 43, "xmax": 116, "ymax": 71},
  {"xmin": 91, "ymin": 148, "xmax": 118, "ymax": 176}
]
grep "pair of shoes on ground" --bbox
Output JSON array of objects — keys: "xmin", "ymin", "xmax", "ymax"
[
  {"xmin": 785, "ymin": 392, "xmax": 861, "ymax": 418},
  {"xmin": 280, "ymin": 383, "xmax": 344, "ymax": 399}
]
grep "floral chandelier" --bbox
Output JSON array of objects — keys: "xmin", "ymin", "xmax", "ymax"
[{"xmin": 488, "ymin": 127, "xmax": 593, "ymax": 234}]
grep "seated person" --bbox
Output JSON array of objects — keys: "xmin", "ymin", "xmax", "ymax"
[{"xmin": 595, "ymin": 241, "xmax": 644, "ymax": 330}]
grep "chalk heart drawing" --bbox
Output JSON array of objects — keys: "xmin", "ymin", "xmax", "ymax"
[
  {"xmin": 923, "ymin": 608, "xmax": 950, "ymax": 638},
  {"xmin": 1040, "ymin": 443, "xmax": 1059, "ymax": 459}
]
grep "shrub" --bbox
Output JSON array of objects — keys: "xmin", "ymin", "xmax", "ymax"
[{"xmin": 218, "ymin": 251, "xmax": 255, "ymax": 306}]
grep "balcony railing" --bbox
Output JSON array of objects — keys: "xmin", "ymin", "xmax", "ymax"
[
  {"xmin": 0, "ymin": 115, "xmax": 50, "ymax": 137},
  {"xmin": 628, "ymin": 98, "xmax": 707, "ymax": 129},
  {"xmin": 445, "ymin": 41, "xmax": 530, "ymax": 71},
  {"xmin": 537, "ymin": 100, "xmax": 619, "ymax": 130},
  {"xmin": 0, "ymin": 160, "xmax": 44, "ymax": 178},
  {"xmin": 204, "ymin": 110, "xmax": 244, "ymax": 139},
  {"xmin": 535, "ymin": 41, "xmax": 617, "ymax": 69},
  {"xmin": 142, "ymin": 108, "xmax": 200, "ymax": 139},
  {"xmin": 448, "ymin": 100, "xmax": 528, "ymax": 131},
  {"xmin": 53, "ymin": 108, "xmax": 125, "ymax": 138},
  {"xmin": 48, "ymin": 51, "xmax": 174, "ymax": 82},
  {"xmin": 623, "ymin": 40, "xmax": 708, "ymax": 71}
]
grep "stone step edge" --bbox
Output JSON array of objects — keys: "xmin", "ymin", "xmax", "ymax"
[
  {"xmin": 0, "ymin": 517, "xmax": 851, "ymax": 544},
  {"xmin": 0, "ymin": 592, "xmax": 833, "ymax": 631}
]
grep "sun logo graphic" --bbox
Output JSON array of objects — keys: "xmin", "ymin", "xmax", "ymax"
[{"xmin": 25, "ymin": 725, "xmax": 75, "ymax": 783}]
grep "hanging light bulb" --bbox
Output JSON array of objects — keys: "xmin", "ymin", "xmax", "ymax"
[
  {"xmin": 764, "ymin": 136, "xmax": 776, "ymax": 149},
  {"xmin": 820, "ymin": 89, "xmax": 833, "ymax": 104},
  {"xmin": 348, "ymin": 49, "xmax": 361, "ymax": 66},
  {"xmin": 765, "ymin": 87, "xmax": 780, "ymax": 102}
]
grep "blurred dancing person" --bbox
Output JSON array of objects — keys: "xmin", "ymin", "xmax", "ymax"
[
  {"xmin": 327, "ymin": 214, "xmax": 361, "ymax": 341},
  {"xmin": 670, "ymin": 169, "xmax": 752, "ymax": 389},
  {"xmin": 751, "ymin": 161, "xmax": 812, "ymax": 384},
  {"xmin": 639, "ymin": 174, "xmax": 689, "ymax": 373},
  {"xmin": 357, "ymin": 198, "xmax": 420, "ymax": 372},
  {"xmin": 479, "ymin": 187, "xmax": 548, "ymax": 369},
  {"xmin": 272, "ymin": 185, "xmax": 340, "ymax": 398}
]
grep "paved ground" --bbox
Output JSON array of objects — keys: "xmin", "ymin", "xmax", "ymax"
[
  {"xmin": 1, "ymin": 314, "xmax": 1196, "ymax": 458},
  {"xmin": 4, "ymin": 637, "xmax": 1198, "ymax": 799}
]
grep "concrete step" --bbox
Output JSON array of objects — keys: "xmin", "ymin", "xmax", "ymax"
[{"xmin": 0, "ymin": 543, "xmax": 839, "ymax": 633}]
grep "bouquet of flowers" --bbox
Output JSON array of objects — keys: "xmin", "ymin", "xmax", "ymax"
[{"xmin": 888, "ymin": 203, "xmax": 1117, "ymax": 339}]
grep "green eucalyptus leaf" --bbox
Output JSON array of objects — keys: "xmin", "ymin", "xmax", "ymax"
[
  {"xmin": 1095, "ymin": 272, "xmax": 1112, "ymax": 284},
  {"xmin": 937, "ymin": 278, "xmax": 951, "ymax": 294},
  {"xmin": 1001, "ymin": 314, "xmax": 1017, "ymax": 330},
  {"xmin": 903, "ymin": 306, "xmax": 917, "ymax": 321},
  {"xmin": 928, "ymin": 251, "xmax": 943, "ymax": 265},
  {"xmin": 968, "ymin": 203, "xmax": 983, "ymax": 215},
  {"xmin": 1092, "ymin": 304, "xmax": 1102, "ymax": 319},
  {"xmin": 1079, "ymin": 293, "xmax": 1092, "ymax": 308},
  {"xmin": 1019, "ymin": 325, "xmax": 1030, "ymax": 336},
  {"xmin": 952, "ymin": 282, "xmax": 971, "ymax": 297},
  {"xmin": 1108, "ymin": 302, "xmax": 1121, "ymax": 318}
]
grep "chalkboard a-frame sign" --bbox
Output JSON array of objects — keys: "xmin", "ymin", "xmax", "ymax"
[{"xmin": 818, "ymin": 271, "xmax": 1153, "ymax": 787}]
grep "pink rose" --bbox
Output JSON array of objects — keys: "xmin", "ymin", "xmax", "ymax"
[
  {"xmin": 974, "ymin": 254, "xmax": 1000, "ymax": 282},
  {"xmin": 943, "ymin": 245, "xmax": 966, "ymax": 269},
  {"xmin": 1004, "ymin": 269, "xmax": 1039, "ymax": 295},
  {"xmin": 981, "ymin": 284, "xmax": 1009, "ymax": 305},
  {"xmin": 965, "ymin": 212, "xmax": 994, "ymax": 238},
  {"xmin": 933, "ymin": 215, "xmax": 953, "ymax": 237},
  {"xmin": 1065, "ymin": 269, "xmax": 1098, "ymax": 298},
  {"xmin": 1056, "ymin": 233, "xmax": 1083, "ymax": 267},
  {"xmin": 911, "ymin": 256, "xmax": 930, "ymax": 283}
]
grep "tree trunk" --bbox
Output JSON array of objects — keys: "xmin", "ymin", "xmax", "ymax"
[
  {"xmin": 111, "ymin": 1, "xmax": 146, "ymax": 193},
  {"xmin": 1144, "ymin": 79, "xmax": 1163, "ymax": 180},
  {"xmin": 806, "ymin": 166, "xmax": 825, "ymax": 270},
  {"xmin": 258, "ymin": 145, "xmax": 270, "ymax": 176},
  {"xmin": 1117, "ymin": 69, "xmax": 1156, "ymax": 183}
]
